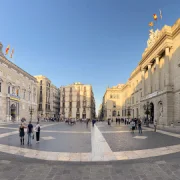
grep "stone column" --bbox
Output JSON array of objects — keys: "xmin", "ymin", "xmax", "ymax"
[
  {"xmin": 141, "ymin": 70, "xmax": 145, "ymax": 97},
  {"xmin": 164, "ymin": 47, "xmax": 170, "ymax": 86},
  {"xmin": 155, "ymin": 56, "xmax": 160, "ymax": 91},
  {"xmin": 148, "ymin": 64, "xmax": 152, "ymax": 94}
]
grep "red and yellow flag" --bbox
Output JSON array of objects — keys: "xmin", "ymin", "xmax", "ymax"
[
  {"xmin": 10, "ymin": 48, "xmax": 14, "ymax": 58},
  {"xmin": 149, "ymin": 22, "xmax": 154, "ymax": 27},
  {"xmin": 5, "ymin": 45, "xmax": 10, "ymax": 55},
  {"xmin": 153, "ymin": 14, "xmax": 158, "ymax": 21}
]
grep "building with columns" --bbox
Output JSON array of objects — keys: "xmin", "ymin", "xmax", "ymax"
[
  {"xmin": 0, "ymin": 42, "xmax": 38, "ymax": 122},
  {"xmin": 34, "ymin": 75, "xmax": 60, "ymax": 119},
  {"xmin": 100, "ymin": 18, "xmax": 180, "ymax": 127},
  {"xmin": 60, "ymin": 82, "xmax": 96, "ymax": 120}
]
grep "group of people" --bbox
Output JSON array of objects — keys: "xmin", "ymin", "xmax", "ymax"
[
  {"xmin": 107, "ymin": 117, "xmax": 143, "ymax": 134},
  {"xmin": 19, "ymin": 121, "xmax": 41, "ymax": 146}
]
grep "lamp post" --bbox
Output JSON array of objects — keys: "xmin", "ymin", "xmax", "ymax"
[
  {"xmin": 29, "ymin": 106, "xmax": 34, "ymax": 121},
  {"xmin": 143, "ymin": 102, "xmax": 150, "ymax": 127}
]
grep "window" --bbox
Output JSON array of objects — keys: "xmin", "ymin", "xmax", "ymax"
[
  {"xmin": 40, "ymin": 80, "xmax": 42, "ymax": 85},
  {"xmin": 40, "ymin": 86, "xmax": 42, "ymax": 90},
  {"xmin": 110, "ymin": 94, "xmax": 112, "ymax": 99},
  {"xmin": 84, "ymin": 87, "xmax": 86, "ymax": 92},
  {"xmin": 0, "ymin": 82, "xmax": 1, "ymax": 93},
  {"xmin": 8, "ymin": 86, "xmax": 10, "ymax": 94},
  {"xmin": 39, "ymin": 104, "xmax": 42, "ymax": 111},
  {"xmin": 113, "ymin": 110, "xmax": 116, "ymax": 117}
]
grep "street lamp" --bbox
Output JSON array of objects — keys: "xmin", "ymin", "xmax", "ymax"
[
  {"xmin": 29, "ymin": 106, "xmax": 34, "ymax": 121},
  {"xmin": 143, "ymin": 102, "xmax": 150, "ymax": 127}
]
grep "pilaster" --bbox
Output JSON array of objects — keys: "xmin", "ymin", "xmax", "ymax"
[
  {"xmin": 148, "ymin": 64, "xmax": 152, "ymax": 94},
  {"xmin": 155, "ymin": 56, "xmax": 160, "ymax": 91},
  {"xmin": 141, "ymin": 69, "xmax": 145, "ymax": 97}
]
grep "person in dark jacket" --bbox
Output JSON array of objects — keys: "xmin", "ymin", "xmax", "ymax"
[{"xmin": 19, "ymin": 123, "xmax": 26, "ymax": 145}]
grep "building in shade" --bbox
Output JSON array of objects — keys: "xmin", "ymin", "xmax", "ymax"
[
  {"xmin": 34, "ymin": 75, "xmax": 60, "ymax": 119},
  {"xmin": 100, "ymin": 18, "xmax": 180, "ymax": 128},
  {"xmin": 0, "ymin": 42, "xmax": 38, "ymax": 122},
  {"xmin": 60, "ymin": 82, "xmax": 96, "ymax": 120}
]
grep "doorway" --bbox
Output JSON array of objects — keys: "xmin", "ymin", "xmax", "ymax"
[
  {"xmin": 150, "ymin": 102, "xmax": 154, "ymax": 124},
  {"xmin": 11, "ymin": 104, "xmax": 16, "ymax": 121}
]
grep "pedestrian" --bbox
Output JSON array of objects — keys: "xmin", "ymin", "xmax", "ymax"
[
  {"xmin": 108, "ymin": 118, "xmax": 111, "ymax": 126},
  {"xmin": 154, "ymin": 120, "xmax": 157, "ymax": 132},
  {"xmin": 92, "ymin": 119, "xmax": 96, "ymax": 127},
  {"xmin": 86, "ymin": 119, "xmax": 90, "ymax": 128},
  {"xmin": 131, "ymin": 120, "xmax": 135, "ymax": 133},
  {"xmin": 138, "ymin": 119, "xmax": 142, "ymax": 134},
  {"xmin": 27, "ymin": 121, "xmax": 33, "ymax": 146},
  {"xmin": 116, "ymin": 118, "xmax": 118, "ymax": 125},
  {"xmin": 35, "ymin": 122, "xmax": 40, "ymax": 143},
  {"xmin": 19, "ymin": 123, "xmax": 26, "ymax": 145}
]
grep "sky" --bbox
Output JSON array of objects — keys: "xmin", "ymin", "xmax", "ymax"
[{"xmin": 0, "ymin": 0, "xmax": 180, "ymax": 114}]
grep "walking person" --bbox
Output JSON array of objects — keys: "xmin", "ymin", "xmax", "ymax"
[
  {"xmin": 92, "ymin": 119, "xmax": 96, "ymax": 127},
  {"xmin": 27, "ymin": 121, "xmax": 33, "ymax": 146},
  {"xmin": 35, "ymin": 122, "xmax": 40, "ymax": 143},
  {"xmin": 108, "ymin": 118, "xmax": 111, "ymax": 126},
  {"xmin": 86, "ymin": 119, "xmax": 90, "ymax": 128},
  {"xmin": 19, "ymin": 123, "xmax": 26, "ymax": 145},
  {"xmin": 154, "ymin": 119, "xmax": 157, "ymax": 132},
  {"xmin": 138, "ymin": 119, "xmax": 142, "ymax": 134},
  {"xmin": 131, "ymin": 120, "xmax": 135, "ymax": 133}
]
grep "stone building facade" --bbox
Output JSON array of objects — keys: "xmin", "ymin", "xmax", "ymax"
[
  {"xmin": 60, "ymin": 82, "xmax": 96, "ymax": 120},
  {"xmin": 101, "ymin": 18, "xmax": 180, "ymax": 127},
  {"xmin": 34, "ymin": 75, "xmax": 60, "ymax": 119},
  {"xmin": 101, "ymin": 84, "xmax": 124, "ymax": 121},
  {"xmin": 50, "ymin": 84, "xmax": 60, "ymax": 119},
  {"xmin": 0, "ymin": 42, "xmax": 38, "ymax": 122}
]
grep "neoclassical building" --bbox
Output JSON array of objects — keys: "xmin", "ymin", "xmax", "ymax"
[
  {"xmin": 60, "ymin": 82, "xmax": 96, "ymax": 120},
  {"xmin": 101, "ymin": 18, "xmax": 180, "ymax": 127},
  {"xmin": 0, "ymin": 42, "xmax": 38, "ymax": 122}
]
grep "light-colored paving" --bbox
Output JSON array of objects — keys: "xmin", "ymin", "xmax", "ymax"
[
  {"xmin": 91, "ymin": 124, "xmax": 116, "ymax": 161},
  {"xmin": 0, "ymin": 123, "xmax": 180, "ymax": 161}
]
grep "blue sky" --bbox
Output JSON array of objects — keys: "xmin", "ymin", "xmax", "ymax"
[{"xmin": 0, "ymin": 0, "xmax": 180, "ymax": 113}]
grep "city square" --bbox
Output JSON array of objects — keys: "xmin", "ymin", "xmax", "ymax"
[
  {"xmin": 0, "ymin": 121, "xmax": 179, "ymax": 179},
  {"xmin": 1, "ymin": 0, "xmax": 180, "ymax": 180}
]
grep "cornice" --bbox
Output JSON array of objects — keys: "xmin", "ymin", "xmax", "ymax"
[
  {"xmin": 139, "ymin": 28, "xmax": 173, "ymax": 67},
  {"xmin": 0, "ymin": 55, "xmax": 37, "ymax": 83}
]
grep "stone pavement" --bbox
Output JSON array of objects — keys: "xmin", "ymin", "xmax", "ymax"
[{"xmin": 0, "ymin": 121, "xmax": 180, "ymax": 179}]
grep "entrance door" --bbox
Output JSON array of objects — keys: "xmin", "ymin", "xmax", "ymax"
[
  {"xmin": 11, "ymin": 104, "xmax": 16, "ymax": 121},
  {"xmin": 150, "ymin": 103, "xmax": 154, "ymax": 124},
  {"xmin": 82, "ymin": 114, "xmax": 86, "ymax": 119}
]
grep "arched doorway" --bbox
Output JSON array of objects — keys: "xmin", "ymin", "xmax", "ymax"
[
  {"xmin": 150, "ymin": 102, "xmax": 154, "ymax": 124},
  {"xmin": 11, "ymin": 104, "xmax": 16, "ymax": 121}
]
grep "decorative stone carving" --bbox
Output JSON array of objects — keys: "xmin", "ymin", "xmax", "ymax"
[{"xmin": 147, "ymin": 29, "xmax": 160, "ymax": 48}]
